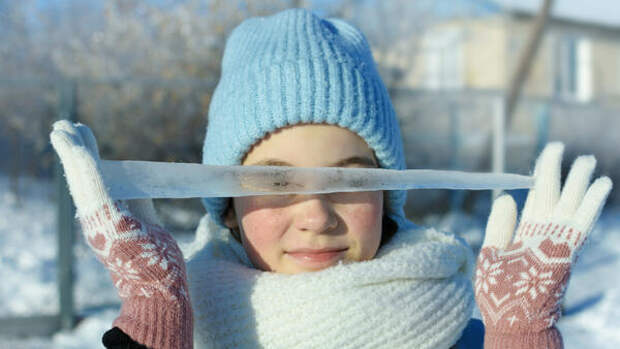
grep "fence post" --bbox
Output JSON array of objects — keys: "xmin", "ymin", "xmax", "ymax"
[
  {"xmin": 536, "ymin": 103, "xmax": 550, "ymax": 154},
  {"xmin": 492, "ymin": 98, "xmax": 506, "ymax": 200},
  {"xmin": 450, "ymin": 102, "xmax": 465, "ymax": 211},
  {"xmin": 55, "ymin": 79, "xmax": 77, "ymax": 330}
]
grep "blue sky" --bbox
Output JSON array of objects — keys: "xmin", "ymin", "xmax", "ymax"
[{"xmin": 26, "ymin": 0, "xmax": 620, "ymax": 29}]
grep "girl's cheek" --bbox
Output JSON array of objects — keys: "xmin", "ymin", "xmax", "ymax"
[
  {"xmin": 339, "ymin": 193, "xmax": 383, "ymax": 260},
  {"xmin": 242, "ymin": 208, "xmax": 287, "ymax": 243},
  {"xmin": 339, "ymin": 192, "xmax": 383, "ymax": 226},
  {"xmin": 236, "ymin": 197, "xmax": 288, "ymax": 235},
  {"xmin": 238, "ymin": 204, "xmax": 290, "ymax": 263}
]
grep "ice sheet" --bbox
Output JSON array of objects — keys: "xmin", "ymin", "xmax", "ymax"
[{"xmin": 99, "ymin": 160, "xmax": 534, "ymax": 200}]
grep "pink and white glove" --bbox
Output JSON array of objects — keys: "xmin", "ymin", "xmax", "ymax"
[
  {"xmin": 475, "ymin": 143, "xmax": 612, "ymax": 348},
  {"xmin": 50, "ymin": 120, "xmax": 192, "ymax": 349}
]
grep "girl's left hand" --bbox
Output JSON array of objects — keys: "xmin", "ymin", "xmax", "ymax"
[
  {"xmin": 51, "ymin": 120, "xmax": 192, "ymax": 349},
  {"xmin": 474, "ymin": 143, "xmax": 612, "ymax": 349}
]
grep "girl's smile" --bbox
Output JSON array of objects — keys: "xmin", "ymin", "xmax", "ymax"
[{"xmin": 285, "ymin": 247, "xmax": 349, "ymax": 269}]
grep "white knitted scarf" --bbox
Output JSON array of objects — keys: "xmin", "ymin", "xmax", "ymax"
[{"xmin": 183, "ymin": 216, "xmax": 475, "ymax": 349}]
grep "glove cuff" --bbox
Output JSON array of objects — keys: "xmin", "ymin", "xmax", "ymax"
[
  {"xmin": 484, "ymin": 326, "xmax": 563, "ymax": 349},
  {"xmin": 113, "ymin": 295, "xmax": 193, "ymax": 349}
]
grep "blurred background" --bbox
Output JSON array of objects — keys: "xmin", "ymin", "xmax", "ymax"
[{"xmin": 1, "ymin": 0, "xmax": 619, "ymax": 347}]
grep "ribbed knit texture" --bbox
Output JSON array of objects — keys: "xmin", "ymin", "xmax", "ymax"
[
  {"xmin": 183, "ymin": 215, "xmax": 475, "ymax": 349},
  {"xmin": 201, "ymin": 8, "xmax": 407, "ymax": 228},
  {"xmin": 484, "ymin": 327, "xmax": 563, "ymax": 348},
  {"xmin": 113, "ymin": 293, "xmax": 193, "ymax": 349}
]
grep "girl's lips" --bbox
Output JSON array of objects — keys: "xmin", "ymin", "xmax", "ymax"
[{"xmin": 286, "ymin": 248, "xmax": 348, "ymax": 267}]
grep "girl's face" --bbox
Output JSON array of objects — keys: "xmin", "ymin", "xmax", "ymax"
[{"xmin": 224, "ymin": 124, "xmax": 383, "ymax": 274}]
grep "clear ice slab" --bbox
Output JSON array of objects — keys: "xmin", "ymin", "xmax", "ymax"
[{"xmin": 100, "ymin": 160, "xmax": 534, "ymax": 200}]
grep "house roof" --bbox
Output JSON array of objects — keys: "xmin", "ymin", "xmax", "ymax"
[{"xmin": 494, "ymin": 0, "xmax": 620, "ymax": 28}]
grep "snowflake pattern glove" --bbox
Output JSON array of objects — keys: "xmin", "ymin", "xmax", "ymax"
[
  {"xmin": 50, "ymin": 120, "xmax": 192, "ymax": 349},
  {"xmin": 475, "ymin": 143, "xmax": 612, "ymax": 349}
]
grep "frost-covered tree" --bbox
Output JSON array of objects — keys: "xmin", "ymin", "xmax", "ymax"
[
  {"xmin": 0, "ymin": 0, "xmax": 61, "ymax": 202},
  {"xmin": 50, "ymin": 0, "xmax": 303, "ymax": 163},
  {"xmin": 324, "ymin": 0, "xmax": 437, "ymax": 88},
  {"xmin": 0, "ymin": 0, "xmax": 307, "ymax": 203}
]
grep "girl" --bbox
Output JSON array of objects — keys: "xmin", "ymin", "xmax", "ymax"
[{"xmin": 50, "ymin": 8, "xmax": 612, "ymax": 349}]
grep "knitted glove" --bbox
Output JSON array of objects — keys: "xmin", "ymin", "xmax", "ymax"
[
  {"xmin": 475, "ymin": 143, "xmax": 612, "ymax": 348},
  {"xmin": 50, "ymin": 120, "xmax": 192, "ymax": 349}
]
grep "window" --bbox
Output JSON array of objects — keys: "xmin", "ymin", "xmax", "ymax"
[
  {"xmin": 422, "ymin": 28, "xmax": 464, "ymax": 90},
  {"xmin": 554, "ymin": 35, "xmax": 592, "ymax": 102}
]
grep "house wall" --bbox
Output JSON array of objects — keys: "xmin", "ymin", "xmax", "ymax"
[
  {"xmin": 505, "ymin": 14, "xmax": 620, "ymax": 103},
  {"xmin": 371, "ymin": 14, "xmax": 620, "ymax": 214},
  {"xmin": 462, "ymin": 17, "xmax": 508, "ymax": 90},
  {"xmin": 387, "ymin": 13, "xmax": 620, "ymax": 102},
  {"xmin": 592, "ymin": 40, "xmax": 620, "ymax": 100}
]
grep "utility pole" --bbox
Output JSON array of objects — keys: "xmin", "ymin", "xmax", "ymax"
[
  {"xmin": 505, "ymin": 0, "xmax": 555, "ymax": 128},
  {"xmin": 491, "ymin": 0, "xmax": 555, "ymax": 200}
]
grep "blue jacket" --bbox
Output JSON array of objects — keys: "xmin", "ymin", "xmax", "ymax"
[
  {"xmin": 102, "ymin": 318, "xmax": 485, "ymax": 348},
  {"xmin": 456, "ymin": 318, "xmax": 485, "ymax": 348}
]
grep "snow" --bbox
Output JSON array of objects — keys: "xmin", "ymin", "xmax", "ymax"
[
  {"xmin": 559, "ymin": 206, "xmax": 620, "ymax": 346},
  {"xmin": 1, "ymin": 173, "xmax": 619, "ymax": 348},
  {"xmin": 0, "ymin": 177, "xmax": 120, "ymax": 317}
]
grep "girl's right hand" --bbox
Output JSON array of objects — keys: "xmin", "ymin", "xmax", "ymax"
[{"xmin": 50, "ymin": 120, "xmax": 192, "ymax": 349}]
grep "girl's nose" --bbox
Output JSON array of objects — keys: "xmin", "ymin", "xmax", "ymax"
[{"xmin": 293, "ymin": 195, "xmax": 338, "ymax": 234}]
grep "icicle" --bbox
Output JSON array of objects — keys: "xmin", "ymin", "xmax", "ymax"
[{"xmin": 100, "ymin": 160, "xmax": 533, "ymax": 200}]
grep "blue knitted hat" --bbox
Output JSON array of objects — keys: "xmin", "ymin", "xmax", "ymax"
[{"xmin": 202, "ymin": 8, "xmax": 408, "ymax": 229}]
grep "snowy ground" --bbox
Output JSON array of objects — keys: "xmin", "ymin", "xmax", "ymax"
[{"xmin": 1, "ymin": 174, "xmax": 618, "ymax": 348}]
